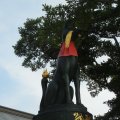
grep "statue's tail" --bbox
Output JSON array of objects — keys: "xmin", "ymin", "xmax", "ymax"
[{"xmin": 39, "ymin": 70, "xmax": 49, "ymax": 112}]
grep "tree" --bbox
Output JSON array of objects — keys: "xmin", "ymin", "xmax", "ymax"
[{"xmin": 13, "ymin": 0, "xmax": 120, "ymax": 119}]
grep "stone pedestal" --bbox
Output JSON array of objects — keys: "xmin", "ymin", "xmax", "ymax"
[{"xmin": 33, "ymin": 104, "xmax": 93, "ymax": 120}]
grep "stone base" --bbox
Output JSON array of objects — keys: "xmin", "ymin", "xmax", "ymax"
[{"xmin": 33, "ymin": 104, "xmax": 93, "ymax": 120}]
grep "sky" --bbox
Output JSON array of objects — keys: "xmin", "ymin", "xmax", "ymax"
[{"xmin": 0, "ymin": 0, "xmax": 115, "ymax": 117}]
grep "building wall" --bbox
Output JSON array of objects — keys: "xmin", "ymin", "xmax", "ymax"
[
  {"xmin": 0, "ymin": 106, "xmax": 34, "ymax": 120},
  {"xmin": 0, "ymin": 112, "xmax": 31, "ymax": 120}
]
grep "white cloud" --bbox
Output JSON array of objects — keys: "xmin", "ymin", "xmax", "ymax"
[
  {"xmin": 42, "ymin": 0, "xmax": 66, "ymax": 6},
  {"xmin": 0, "ymin": 22, "xmax": 8, "ymax": 33},
  {"xmin": 71, "ymin": 82, "xmax": 115, "ymax": 116},
  {"xmin": 81, "ymin": 82, "xmax": 115, "ymax": 115},
  {"xmin": 96, "ymin": 55, "xmax": 110, "ymax": 64},
  {"xmin": 0, "ymin": 58, "xmax": 43, "ymax": 114}
]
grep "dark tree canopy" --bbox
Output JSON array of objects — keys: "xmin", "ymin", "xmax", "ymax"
[{"xmin": 13, "ymin": 0, "xmax": 120, "ymax": 119}]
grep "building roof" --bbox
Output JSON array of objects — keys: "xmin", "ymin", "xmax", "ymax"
[{"xmin": 0, "ymin": 105, "xmax": 34, "ymax": 120}]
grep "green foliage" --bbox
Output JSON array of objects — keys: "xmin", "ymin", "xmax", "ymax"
[{"xmin": 13, "ymin": 0, "xmax": 120, "ymax": 118}]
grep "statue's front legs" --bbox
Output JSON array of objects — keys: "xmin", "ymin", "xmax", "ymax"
[
  {"xmin": 74, "ymin": 78, "xmax": 81, "ymax": 104},
  {"xmin": 63, "ymin": 74, "xmax": 72, "ymax": 104}
]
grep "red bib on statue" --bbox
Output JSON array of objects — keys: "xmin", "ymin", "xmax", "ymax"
[{"xmin": 58, "ymin": 41, "xmax": 78, "ymax": 57}]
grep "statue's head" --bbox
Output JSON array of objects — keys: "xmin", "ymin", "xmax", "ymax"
[{"xmin": 64, "ymin": 19, "xmax": 75, "ymax": 30}]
